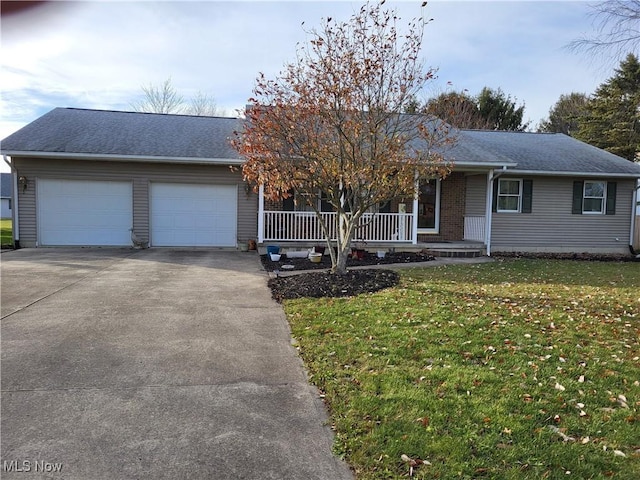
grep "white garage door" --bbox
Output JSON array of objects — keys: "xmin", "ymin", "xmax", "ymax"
[
  {"xmin": 37, "ymin": 179, "xmax": 132, "ymax": 246},
  {"xmin": 150, "ymin": 183, "xmax": 237, "ymax": 247}
]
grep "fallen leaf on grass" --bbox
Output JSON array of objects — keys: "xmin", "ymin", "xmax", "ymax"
[
  {"xmin": 555, "ymin": 382, "xmax": 566, "ymax": 392},
  {"xmin": 401, "ymin": 454, "xmax": 431, "ymax": 477},
  {"xmin": 547, "ymin": 425, "xmax": 575, "ymax": 442}
]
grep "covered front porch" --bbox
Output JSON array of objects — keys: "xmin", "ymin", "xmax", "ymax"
[
  {"xmin": 258, "ymin": 210, "xmax": 487, "ymax": 244},
  {"xmin": 255, "ymin": 172, "xmax": 490, "ymax": 252}
]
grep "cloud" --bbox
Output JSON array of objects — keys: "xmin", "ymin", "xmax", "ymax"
[{"xmin": 0, "ymin": 0, "xmax": 615, "ymax": 143}]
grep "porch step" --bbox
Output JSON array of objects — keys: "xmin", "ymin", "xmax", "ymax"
[{"xmin": 423, "ymin": 248, "xmax": 485, "ymax": 258}]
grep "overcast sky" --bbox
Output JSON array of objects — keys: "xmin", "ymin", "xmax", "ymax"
[{"xmin": 0, "ymin": 0, "xmax": 622, "ymax": 173}]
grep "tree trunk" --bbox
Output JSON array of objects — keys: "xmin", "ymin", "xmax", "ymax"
[{"xmin": 332, "ymin": 210, "xmax": 356, "ymax": 275}]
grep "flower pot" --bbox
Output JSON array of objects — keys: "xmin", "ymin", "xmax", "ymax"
[
  {"xmin": 270, "ymin": 253, "xmax": 281, "ymax": 261},
  {"xmin": 377, "ymin": 250, "xmax": 386, "ymax": 258},
  {"xmin": 266, "ymin": 245, "xmax": 280, "ymax": 255},
  {"xmin": 309, "ymin": 252, "xmax": 323, "ymax": 263},
  {"xmin": 352, "ymin": 248, "xmax": 366, "ymax": 260}
]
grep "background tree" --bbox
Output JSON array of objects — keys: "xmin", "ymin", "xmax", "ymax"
[
  {"xmin": 538, "ymin": 92, "xmax": 590, "ymax": 135},
  {"xmin": 416, "ymin": 87, "xmax": 528, "ymax": 130},
  {"xmin": 234, "ymin": 2, "xmax": 452, "ymax": 274},
  {"xmin": 476, "ymin": 87, "xmax": 529, "ymax": 131},
  {"xmin": 424, "ymin": 90, "xmax": 492, "ymax": 129},
  {"xmin": 574, "ymin": 53, "xmax": 640, "ymax": 161},
  {"xmin": 131, "ymin": 77, "xmax": 222, "ymax": 116},
  {"xmin": 568, "ymin": 0, "xmax": 640, "ymax": 62}
]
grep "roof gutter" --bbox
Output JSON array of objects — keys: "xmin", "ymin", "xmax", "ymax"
[
  {"xmin": 485, "ymin": 166, "xmax": 508, "ymax": 257},
  {"xmin": 0, "ymin": 150, "xmax": 245, "ymax": 166},
  {"xmin": 2, "ymin": 155, "xmax": 19, "ymax": 248}
]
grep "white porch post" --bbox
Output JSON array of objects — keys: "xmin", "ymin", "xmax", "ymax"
[
  {"xmin": 485, "ymin": 167, "xmax": 506, "ymax": 256},
  {"xmin": 412, "ymin": 177, "xmax": 419, "ymax": 245},
  {"xmin": 485, "ymin": 170, "xmax": 494, "ymax": 256},
  {"xmin": 257, "ymin": 183, "xmax": 265, "ymax": 244}
]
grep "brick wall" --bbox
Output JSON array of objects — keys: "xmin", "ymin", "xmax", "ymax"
[{"xmin": 417, "ymin": 172, "xmax": 465, "ymax": 242}]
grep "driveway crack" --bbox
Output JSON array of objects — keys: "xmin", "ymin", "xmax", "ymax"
[{"xmin": 1, "ymin": 250, "xmax": 142, "ymax": 320}]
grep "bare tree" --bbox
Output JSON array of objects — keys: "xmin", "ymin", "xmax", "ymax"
[
  {"xmin": 131, "ymin": 77, "xmax": 185, "ymax": 114},
  {"xmin": 569, "ymin": 0, "xmax": 640, "ymax": 61},
  {"xmin": 189, "ymin": 91, "xmax": 223, "ymax": 117},
  {"xmin": 131, "ymin": 77, "xmax": 223, "ymax": 116}
]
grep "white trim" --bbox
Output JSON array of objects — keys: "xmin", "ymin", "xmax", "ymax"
[
  {"xmin": 485, "ymin": 167, "xmax": 508, "ymax": 256},
  {"xmin": 582, "ymin": 180, "xmax": 606, "ymax": 214},
  {"xmin": 2, "ymin": 151, "xmax": 244, "ymax": 166}
]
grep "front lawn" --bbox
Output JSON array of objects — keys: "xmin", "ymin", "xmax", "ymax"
[
  {"xmin": 285, "ymin": 259, "xmax": 640, "ymax": 479},
  {"xmin": 0, "ymin": 219, "xmax": 12, "ymax": 247}
]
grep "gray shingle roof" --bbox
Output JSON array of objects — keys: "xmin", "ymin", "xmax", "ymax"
[
  {"xmin": 0, "ymin": 108, "xmax": 243, "ymax": 162},
  {"xmin": 451, "ymin": 130, "xmax": 640, "ymax": 176},
  {"xmin": 2, "ymin": 108, "xmax": 639, "ymax": 177},
  {"xmin": 0, "ymin": 173, "xmax": 11, "ymax": 198}
]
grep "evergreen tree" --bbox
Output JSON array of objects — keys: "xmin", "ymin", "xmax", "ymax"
[
  {"xmin": 575, "ymin": 53, "xmax": 640, "ymax": 161},
  {"xmin": 477, "ymin": 87, "xmax": 529, "ymax": 131}
]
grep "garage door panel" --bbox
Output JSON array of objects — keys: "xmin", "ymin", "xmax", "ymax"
[
  {"xmin": 150, "ymin": 183, "xmax": 237, "ymax": 247},
  {"xmin": 38, "ymin": 179, "xmax": 132, "ymax": 246}
]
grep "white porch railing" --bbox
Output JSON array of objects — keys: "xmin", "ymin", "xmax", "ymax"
[
  {"xmin": 464, "ymin": 215, "xmax": 485, "ymax": 242},
  {"xmin": 263, "ymin": 211, "xmax": 415, "ymax": 243}
]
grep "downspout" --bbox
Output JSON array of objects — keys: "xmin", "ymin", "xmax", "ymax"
[
  {"xmin": 485, "ymin": 166, "xmax": 507, "ymax": 256},
  {"xmin": 3, "ymin": 155, "xmax": 19, "ymax": 248},
  {"xmin": 629, "ymin": 179, "xmax": 640, "ymax": 257}
]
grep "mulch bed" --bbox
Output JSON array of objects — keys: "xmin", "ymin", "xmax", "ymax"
[
  {"xmin": 263, "ymin": 251, "xmax": 433, "ymax": 302},
  {"xmin": 268, "ymin": 269, "xmax": 401, "ymax": 303},
  {"xmin": 260, "ymin": 251, "xmax": 435, "ymax": 272}
]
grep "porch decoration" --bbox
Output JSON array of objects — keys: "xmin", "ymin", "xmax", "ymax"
[{"xmin": 308, "ymin": 252, "xmax": 323, "ymax": 263}]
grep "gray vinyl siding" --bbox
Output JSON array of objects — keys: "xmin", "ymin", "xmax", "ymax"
[
  {"xmin": 492, "ymin": 176, "xmax": 635, "ymax": 253},
  {"xmin": 13, "ymin": 158, "xmax": 257, "ymax": 247},
  {"xmin": 465, "ymin": 174, "xmax": 487, "ymax": 216}
]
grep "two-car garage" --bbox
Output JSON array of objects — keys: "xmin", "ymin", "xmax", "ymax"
[{"xmin": 36, "ymin": 179, "xmax": 237, "ymax": 247}]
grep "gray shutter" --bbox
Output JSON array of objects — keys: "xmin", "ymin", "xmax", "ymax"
[
  {"xmin": 572, "ymin": 181, "xmax": 583, "ymax": 214},
  {"xmin": 522, "ymin": 180, "xmax": 533, "ymax": 213},
  {"xmin": 605, "ymin": 182, "xmax": 616, "ymax": 215},
  {"xmin": 492, "ymin": 180, "xmax": 498, "ymax": 212}
]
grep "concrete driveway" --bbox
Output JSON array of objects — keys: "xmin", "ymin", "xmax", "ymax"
[{"xmin": 1, "ymin": 248, "xmax": 352, "ymax": 479}]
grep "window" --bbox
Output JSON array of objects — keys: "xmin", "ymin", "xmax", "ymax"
[
  {"xmin": 493, "ymin": 179, "xmax": 533, "ymax": 213},
  {"xmin": 497, "ymin": 179, "xmax": 522, "ymax": 212},
  {"xmin": 283, "ymin": 189, "xmax": 330, "ymax": 212},
  {"xmin": 572, "ymin": 180, "xmax": 616, "ymax": 215},
  {"xmin": 582, "ymin": 181, "xmax": 605, "ymax": 214}
]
